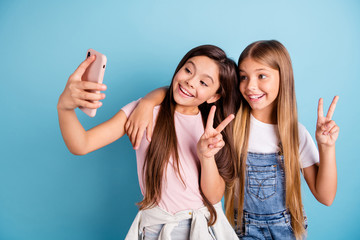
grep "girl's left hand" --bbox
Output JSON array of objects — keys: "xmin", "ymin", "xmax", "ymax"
[
  {"xmin": 125, "ymin": 99, "xmax": 154, "ymax": 149},
  {"xmin": 316, "ymin": 96, "xmax": 340, "ymax": 147},
  {"xmin": 197, "ymin": 106, "xmax": 235, "ymax": 160}
]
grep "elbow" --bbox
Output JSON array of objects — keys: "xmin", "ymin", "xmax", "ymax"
[
  {"xmin": 318, "ymin": 195, "xmax": 336, "ymax": 206},
  {"xmin": 207, "ymin": 196, "xmax": 223, "ymax": 205},
  {"xmin": 321, "ymin": 198, "xmax": 335, "ymax": 207},
  {"xmin": 64, "ymin": 140, "xmax": 89, "ymax": 156},
  {"xmin": 201, "ymin": 187, "xmax": 223, "ymax": 205},
  {"xmin": 68, "ymin": 146, "xmax": 88, "ymax": 156},
  {"xmin": 69, "ymin": 149, "xmax": 87, "ymax": 156},
  {"xmin": 204, "ymin": 188, "xmax": 225, "ymax": 205}
]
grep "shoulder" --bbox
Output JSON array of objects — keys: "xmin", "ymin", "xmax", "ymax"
[
  {"xmin": 297, "ymin": 122, "xmax": 313, "ymax": 143},
  {"xmin": 121, "ymin": 98, "xmax": 160, "ymax": 118},
  {"xmin": 297, "ymin": 122, "xmax": 319, "ymax": 167},
  {"xmin": 297, "ymin": 122, "xmax": 307, "ymax": 133},
  {"xmin": 121, "ymin": 98, "xmax": 141, "ymax": 118}
]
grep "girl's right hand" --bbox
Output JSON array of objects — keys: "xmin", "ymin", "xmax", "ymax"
[
  {"xmin": 57, "ymin": 55, "xmax": 107, "ymax": 111},
  {"xmin": 197, "ymin": 106, "xmax": 235, "ymax": 161}
]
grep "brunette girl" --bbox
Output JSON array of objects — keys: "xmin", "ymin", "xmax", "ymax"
[{"xmin": 57, "ymin": 45, "xmax": 240, "ymax": 239}]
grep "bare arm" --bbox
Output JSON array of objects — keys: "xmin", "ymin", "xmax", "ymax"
[
  {"xmin": 197, "ymin": 106, "xmax": 235, "ymax": 204},
  {"xmin": 125, "ymin": 87, "xmax": 167, "ymax": 149},
  {"xmin": 57, "ymin": 55, "xmax": 127, "ymax": 155},
  {"xmin": 303, "ymin": 96, "xmax": 339, "ymax": 206},
  {"xmin": 58, "ymin": 108, "xmax": 127, "ymax": 155}
]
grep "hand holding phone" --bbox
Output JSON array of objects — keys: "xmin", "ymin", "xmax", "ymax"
[
  {"xmin": 57, "ymin": 49, "xmax": 107, "ymax": 117},
  {"xmin": 79, "ymin": 49, "xmax": 107, "ymax": 117}
]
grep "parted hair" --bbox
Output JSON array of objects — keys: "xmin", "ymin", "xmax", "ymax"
[
  {"xmin": 225, "ymin": 40, "xmax": 306, "ymax": 239},
  {"xmin": 138, "ymin": 45, "xmax": 240, "ymax": 225}
]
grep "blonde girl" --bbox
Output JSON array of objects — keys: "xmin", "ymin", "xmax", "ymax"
[
  {"xmin": 225, "ymin": 40, "xmax": 339, "ymax": 239},
  {"xmin": 57, "ymin": 45, "xmax": 240, "ymax": 239}
]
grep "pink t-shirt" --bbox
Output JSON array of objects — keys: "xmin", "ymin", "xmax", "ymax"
[{"xmin": 121, "ymin": 100, "xmax": 205, "ymax": 214}]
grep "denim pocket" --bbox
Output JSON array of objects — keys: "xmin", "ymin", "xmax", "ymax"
[{"xmin": 247, "ymin": 164, "xmax": 276, "ymax": 201}]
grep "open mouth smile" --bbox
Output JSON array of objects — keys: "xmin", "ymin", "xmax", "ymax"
[
  {"xmin": 179, "ymin": 85, "xmax": 194, "ymax": 97},
  {"xmin": 248, "ymin": 94, "xmax": 265, "ymax": 101}
]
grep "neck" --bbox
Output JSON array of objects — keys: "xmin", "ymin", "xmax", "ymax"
[
  {"xmin": 174, "ymin": 105, "xmax": 199, "ymax": 115},
  {"xmin": 251, "ymin": 108, "xmax": 277, "ymax": 124}
]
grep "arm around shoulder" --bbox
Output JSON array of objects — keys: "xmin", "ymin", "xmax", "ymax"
[{"xmin": 125, "ymin": 87, "xmax": 168, "ymax": 149}]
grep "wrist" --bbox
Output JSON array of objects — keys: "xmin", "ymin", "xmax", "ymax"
[
  {"xmin": 57, "ymin": 97, "xmax": 66, "ymax": 111},
  {"xmin": 318, "ymin": 143, "xmax": 336, "ymax": 151},
  {"xmin": 199, "ymin": 155, "xmax": 215, "ymax": 165},
  {"xmin": 57, "ymin": 95, "xmax": 74, "ymax": 112},
  {"xmin": 318, "ymin": 144, "xmax": 336, "ymax": 159}
]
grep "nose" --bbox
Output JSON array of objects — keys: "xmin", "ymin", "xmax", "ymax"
[
  {"xmin": 186, "ymin": 77, "xmax": 196, "ymax": 88},
  {"xmin": 246, "ymin": 78, "xmax": 257, "ymax": 91}
]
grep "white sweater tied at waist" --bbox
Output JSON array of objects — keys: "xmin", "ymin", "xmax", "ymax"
[{"xmin": 125, "ymin": 202, "xmax": 238, "ymax": 240}]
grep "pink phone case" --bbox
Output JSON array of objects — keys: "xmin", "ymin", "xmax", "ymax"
[{"xmin": 79, "ymin": 49, "xmax": 107, "ymax": 117}]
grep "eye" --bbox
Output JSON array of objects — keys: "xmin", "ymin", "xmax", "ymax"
[
  {"xmin": 259, "ymin": 74, "xmax": 266, "ymax": 79},
  {"xmin": 240, "ymin": 75, "xmax": 247, "ymax": 81},
  {"xmin": 200, "ymin": 80, "xmax": 208, "ymax": 87},
  {"xmin": 185, "ymin": 67, "xmax": 192, "ymax": 74}
]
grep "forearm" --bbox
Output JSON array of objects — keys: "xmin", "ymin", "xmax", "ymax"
[
  {"xmin": 141, "ymin": 87, "xmax": 168, "ymax": 105},
  {"xmin": 57, "ymin": 106, "xmax": 88, "ymax": 155},
  {"xmin": 58, "ymin": 105, "xmax": 128, "ymax": 155},
  {"xmin": 200, "ymin": 156, "xmax": 225, "ymax": 204},
  {"xmin": 314, "ymin": 145, "xmax": 337, "ymax": 205}
]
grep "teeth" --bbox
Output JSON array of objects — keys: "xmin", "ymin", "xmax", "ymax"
[
  {"xmin": 180, "ymin": 86, "xmax": 193, "ymax": 97},
  {"xmin": 249, "ymin": 95, "xmax": 264, "ymax": 99}
]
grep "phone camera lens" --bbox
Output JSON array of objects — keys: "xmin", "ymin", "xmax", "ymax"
[{"xmin": 87, "ymin": 52, "xmax": 91, "ymax": 58}]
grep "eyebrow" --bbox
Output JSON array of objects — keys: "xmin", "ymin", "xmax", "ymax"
[
  {"xmin": 239, "ymin": 68, "xmax": 270, "ymax": 73},
  {"xmin": 187, "ymin": 60, "xmax": 214, "ymax": 84}
]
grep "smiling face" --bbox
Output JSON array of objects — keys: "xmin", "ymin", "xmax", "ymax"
[
  {"xmin": 172, "ymin": 56, "xmax": 221, "ymax": 115},
  {"xmin": 239, "ymin": 57, "xmax": 280, "ymax": 123}
]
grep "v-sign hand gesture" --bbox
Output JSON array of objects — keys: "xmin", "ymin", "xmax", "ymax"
[
  {"xmin": 316, "ymin": 96, "xmax": 340, "ymax": 147},
  {"xmin": 197, "ymin": 106, "xmax": 235, "ymax": 160}
]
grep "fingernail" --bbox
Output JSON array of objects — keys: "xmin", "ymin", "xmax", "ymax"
[{"xmin": 101, "ymin": 84, "xmax": 107, "ymax": 90}]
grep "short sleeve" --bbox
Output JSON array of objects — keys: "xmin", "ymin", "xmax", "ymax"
[
  {"xmin": 298, "ymin": 123, "xmax": 319, "ymax": 168},
  {"xmin": 121, "ymin": 98, "xmax": 141, "ymax": 118}
]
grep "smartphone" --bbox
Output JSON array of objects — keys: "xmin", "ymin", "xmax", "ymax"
[{"xmin": 79, "ymin": 49, "xmax": 107, "ymax": 117}]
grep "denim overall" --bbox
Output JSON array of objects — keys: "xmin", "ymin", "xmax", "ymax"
[{"xmin": 235, "ymin": 152, "xmax": 307, "ymax": 239}]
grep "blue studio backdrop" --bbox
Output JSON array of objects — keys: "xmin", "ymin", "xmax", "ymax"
[{"xmin": 0, "ymin": 0, "xmax": 359, "ymax": 239}]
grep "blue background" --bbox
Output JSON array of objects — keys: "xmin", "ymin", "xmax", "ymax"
[{"xmin": 1, "ymin": 0, "xmax": 359, "ymax": 239}]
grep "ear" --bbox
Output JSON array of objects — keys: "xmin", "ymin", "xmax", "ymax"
[{"xmin": 206, "ymin": 93, "xmax": 221, "ymax": 104}]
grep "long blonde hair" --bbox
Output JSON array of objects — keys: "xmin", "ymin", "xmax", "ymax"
[{"xmin": 225, "ymin": 40, "xmax": 305, "ymax": 239}]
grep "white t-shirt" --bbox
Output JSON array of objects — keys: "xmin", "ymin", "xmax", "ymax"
[{"xmin": 248, "ymin": 114, "xmax": 319, "ymax": 168}]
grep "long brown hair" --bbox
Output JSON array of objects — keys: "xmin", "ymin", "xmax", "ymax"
[
  {"xmin": 225, "ymin": 40, "xmax": 306, "ymax": 239},
  {"xmin": 138, "ymin": 45, "xmax": 239, "ymax": 225}
]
